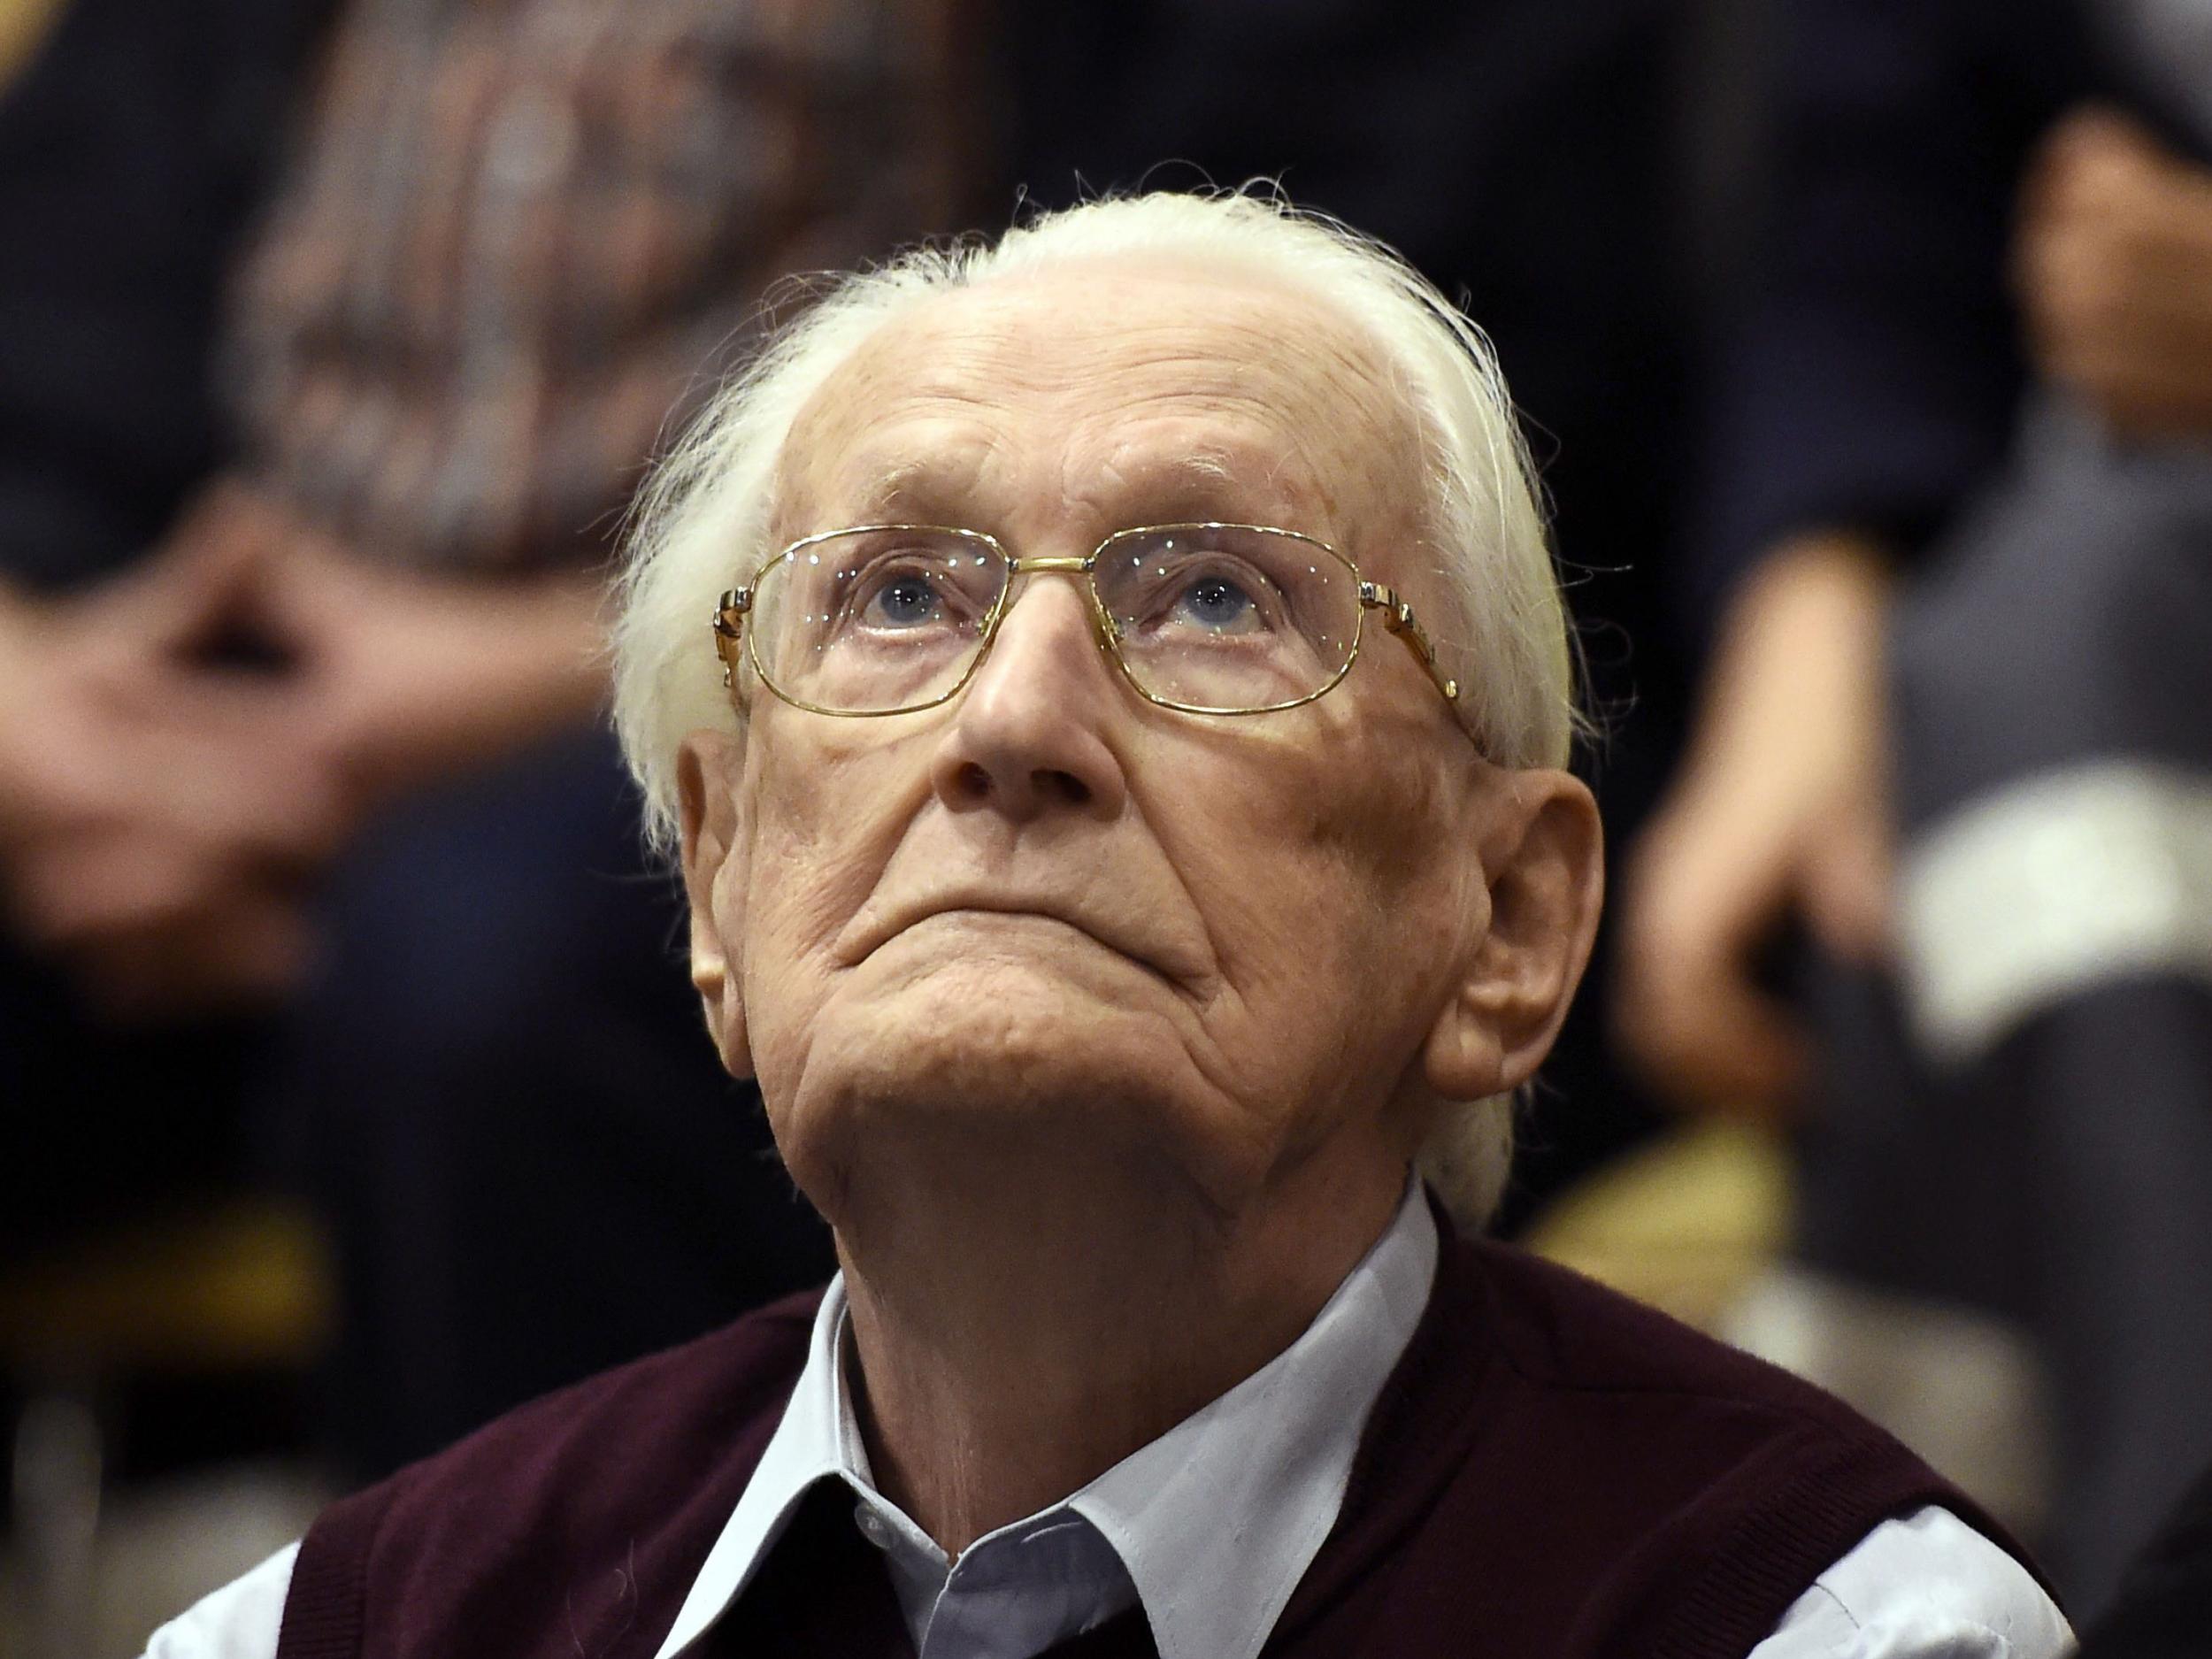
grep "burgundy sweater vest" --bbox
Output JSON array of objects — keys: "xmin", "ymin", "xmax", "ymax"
[{"xmin": 274, "ymin": 1222, "xmax": 2040, "ymax": 1659}]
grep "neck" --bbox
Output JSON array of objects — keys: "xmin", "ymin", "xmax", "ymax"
[{"xmin": 834, "ymin": 1131, "xmax": 1407, "ymax": 1555}]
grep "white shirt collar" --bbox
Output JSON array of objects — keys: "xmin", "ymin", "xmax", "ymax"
[{"xmin": 652, "ymin": 1181, "xmax": 1439, "ymax": 1659}]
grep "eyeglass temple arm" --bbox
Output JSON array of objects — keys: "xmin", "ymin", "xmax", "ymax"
[
  {"xmin": 712, "ymin": 588, "xmax": 750, "ymax": 688},
  {"xmin": 1359, "ymin": 582, "xmax": 1460, "ymax": 703}
]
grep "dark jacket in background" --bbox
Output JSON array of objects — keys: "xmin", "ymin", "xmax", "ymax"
[
  {"xmin": 0, "ymin": 0, "xmax": 334, "ymax": 591},
  {"xmin": 1694, "ymin": 0, "xmax": 2105, "ymax": 629},
  {"xmin": 2079, "ymin": 1462, "xmax": 2212, "ymax": 1659}
]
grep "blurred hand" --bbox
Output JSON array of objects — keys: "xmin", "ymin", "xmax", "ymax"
[
  {"xmin": 260, "ymin": 532, "xmax": 609, "ymax": 811},
  {"xmin": 2016, "ymin": 107, "xmax": 2212, "ymax": 440},
  {"xmin": 1612, "ymin": 534, "xmax": 1895, "ymax": 1125},
  {"xmin": 0, "ymin": 504, "xmax": 345, "ymax": 1017},
  {"xmin": 0, "ymin": 480, "xmax": 606, "ymax": 1019}
]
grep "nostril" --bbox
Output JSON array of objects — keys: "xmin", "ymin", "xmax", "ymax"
[
  {"xmin": 1037, "ymin": 769, "xmax": 1091, "ymax": 807},
  {"xmin": 951, "ymin": 761, "xmax": 994, "ymax": 803}
]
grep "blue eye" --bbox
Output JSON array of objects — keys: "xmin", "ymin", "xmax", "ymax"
[
  {"xmin": 1177, "ymin": 574, "xmax": 1257, "ymax": 631},
  {"xmin": 863, "ymin": 572, "xmax": 942, "ymax": 627}
]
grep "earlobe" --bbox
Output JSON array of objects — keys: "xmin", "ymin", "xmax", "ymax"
[
  {"xmin": 1422, "ymin": 1003, "xmax": 1506, "ymax": 1104},
  {"xmin": 676, "ymin": 729, "xmax": 754, "ymax": 1079},
  {"xmin": 1423, "ymin": 770, "xmax": 1604, "ymax": 1101}
]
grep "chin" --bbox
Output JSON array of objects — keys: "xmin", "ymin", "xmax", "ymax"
[{"xmin": 756, "ymin": 960, "xmax": 1244, "ymax": 1231}]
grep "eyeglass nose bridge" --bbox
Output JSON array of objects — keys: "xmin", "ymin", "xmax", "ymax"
[{"xmin": 988, "ymin": 553, "xmax": 1126, "ymax": 658}]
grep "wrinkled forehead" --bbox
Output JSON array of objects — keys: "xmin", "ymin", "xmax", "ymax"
[{"xmin": 770, "ymin": 260, "xmax": 1428, "ymax": 548}]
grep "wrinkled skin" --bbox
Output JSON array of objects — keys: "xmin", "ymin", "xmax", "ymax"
[{"xmin": 676, "ymin": 260, "xmax": 1601, "ymax": 1548}]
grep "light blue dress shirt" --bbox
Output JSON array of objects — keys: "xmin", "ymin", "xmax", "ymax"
[
  {"xmin": 652, "ymin": 1181, "xmax": 1440, "ymax": 1659},
  {"xmin": 146, "ymin": 1185, "xmax": 2070, "ymax": 1659}
]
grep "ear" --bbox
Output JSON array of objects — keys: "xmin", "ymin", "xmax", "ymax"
[
  {"xmin": 1423, "ymin": 769, "xmax": 1604, "ymax": 1101},
  {"xmin": 676, "ymin": 728, "xmax": 754, "ymax": 1079}
]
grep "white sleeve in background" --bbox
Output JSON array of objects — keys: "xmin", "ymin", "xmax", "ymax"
[
  {"xmin": 1752, "ymin": 1506, "xmax": 2073, "ymax": 1658},
  {"xmin": 140, "ymin": 1540, "xmax": 296, "ymax": 1659}
]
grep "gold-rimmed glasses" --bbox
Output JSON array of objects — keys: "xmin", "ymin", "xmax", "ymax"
[{"xmin": 710, "ymin": 522, "xmax": 1460, "ymax": 719}]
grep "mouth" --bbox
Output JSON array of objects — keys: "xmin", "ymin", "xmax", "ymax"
[{"xmin": 840, "ymin": 893, "xmax": 1204, "ymax": 995}]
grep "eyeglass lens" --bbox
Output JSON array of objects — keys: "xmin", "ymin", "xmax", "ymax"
[{"xmin": 749, "ymin": 526, "xmax": 1360, "ymax": 715}]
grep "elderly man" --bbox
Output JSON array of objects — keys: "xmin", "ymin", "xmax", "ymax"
[{"xmin": 149, "ymin": 193, "xmax": 2070, "ymax": 1658}]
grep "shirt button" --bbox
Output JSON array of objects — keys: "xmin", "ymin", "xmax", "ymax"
[{"xmin": 854, "ymin": 1505, "xmax": 892, "ymax": 1548}]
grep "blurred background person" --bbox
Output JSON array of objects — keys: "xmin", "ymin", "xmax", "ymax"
[
  {"xmin": 0, "ymin": 0, "xmax": 976, "ymax": 1494},
  {"xmin": 1618, "ymin": 0, "xmax": 2212, "ymax": 1614}
]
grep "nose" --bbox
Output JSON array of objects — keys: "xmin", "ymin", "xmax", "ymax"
[{"xmin": 928, "ymin": 572, "xmax": 1129, "ymax": 821}]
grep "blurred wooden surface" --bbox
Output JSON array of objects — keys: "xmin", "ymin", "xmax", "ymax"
[
  {"xmin": 1525, "ymin": 1120, "xmax": 1790, "ymax": 1333},
  {"xmin": 0, "ymin": 0, "xmax": 66, "ymax": 90},
  {"xmin": 0, "ymin": 1203, "xmax": 332, "ymax": 1376}
]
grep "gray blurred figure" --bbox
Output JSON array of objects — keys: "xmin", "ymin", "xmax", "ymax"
[{"xmin": 1617, "ymin": 0, "xmax": 2212, "ymax": 1614}]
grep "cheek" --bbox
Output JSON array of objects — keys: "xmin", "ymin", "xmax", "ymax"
[
  {"xmin": 1159, "ymin": 714, "xmax": 1467, "ymax": 1106},
  {"xmin": 735, "ymin": 735, "xmax": 927, "ymax": 1092},
  {"xmin": 1322, "ymin": 772, "xmax": 1471, "ymax": 1034},
  {"xmin": 1195, "ymin": 710, "xmax": 1462, "ymax": 959}
]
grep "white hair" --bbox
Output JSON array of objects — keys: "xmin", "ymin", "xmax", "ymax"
[{"xmin": 611, "ymin": 189, "xmax": 1580, "ymax": 1228}]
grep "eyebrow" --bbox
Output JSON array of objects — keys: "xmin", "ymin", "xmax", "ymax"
[
  {"xmin": 1136, "ymin": 449, "xmax": 1296, "ymax": 519},
  {"xmin": 855, "ymin": 457, "xmax": 973, "ymax": 524}
]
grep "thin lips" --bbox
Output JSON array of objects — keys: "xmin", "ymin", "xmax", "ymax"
[{"xmin": 847, "ymin": 888, "xmax": 1197, "ymax": 987}]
